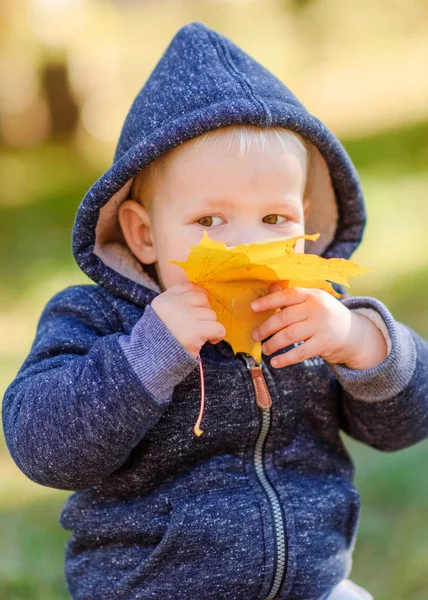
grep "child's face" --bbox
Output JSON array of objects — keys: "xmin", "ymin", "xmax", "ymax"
[{"xmin": 120, "ymin": 135, "xmax": 309, "ymax": 292}]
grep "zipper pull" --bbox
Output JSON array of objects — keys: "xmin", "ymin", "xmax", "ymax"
[{"xmin": 241, "ymin": 354, "xmax": 273, "ymax": 409}]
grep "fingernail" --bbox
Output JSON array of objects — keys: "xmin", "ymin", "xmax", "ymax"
[
  {"xmin": 252, "ymin": 330, "xmax": 260, "ymax": 341},
  {"xmin": 251, "ymin": 301, "xmax": 259, "ymax": 310}
]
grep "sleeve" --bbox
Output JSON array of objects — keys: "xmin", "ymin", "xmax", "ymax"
[
  {"xmin": 1, "ymin": 286, "xmax": 200, "ymax": 491},
  {"xmin": 326, "ymin": 295, "xmax": 428, "ymax": 451}
]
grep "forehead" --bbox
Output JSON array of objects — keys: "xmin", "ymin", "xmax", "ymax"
[{"xmin": 158, "ymin": 133, "xmax": 306, "ymax": 210}]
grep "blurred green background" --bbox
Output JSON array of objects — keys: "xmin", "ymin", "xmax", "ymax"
[{"xmin": 0, "ymin": 1, "xmax": 427, "ymax": 599}]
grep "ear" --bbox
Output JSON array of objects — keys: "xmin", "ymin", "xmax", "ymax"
[{"xmin": 118, "ymin": 200, "xmax": 157, "ymax": 265}]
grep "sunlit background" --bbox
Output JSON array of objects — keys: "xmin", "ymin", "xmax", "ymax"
[{"xmin": 1, "ymin": 1, "xmax": 427, "ymax": 598}]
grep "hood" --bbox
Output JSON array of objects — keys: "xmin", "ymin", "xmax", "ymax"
[{"xmin": 72, "ymin": 21, "xmax": 366, "ymax": 308}]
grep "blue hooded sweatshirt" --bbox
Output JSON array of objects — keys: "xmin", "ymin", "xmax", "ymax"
[{"xmin": 2, "ymin": 22, "xmax": 428, "ymax": 600}]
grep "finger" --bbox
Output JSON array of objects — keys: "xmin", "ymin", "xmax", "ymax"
[
  {"xmin": 204, "ymin": 321, "xmax": 226, "ymax": 343},
  {"xmin": 252, "ymin": 304, "xmax": 308, "ymax": 341},
  {"xmin": 268, "ymin": 337, "xmax": 320, "ymax": 368},
  {"xmin": 250, "ymin": 287, "xmax": 309, "ymax": 312},
  {"xmin": 269, "ymin": 282, "xmax": 283, "ymax": 293},
  {"xmin": 172, "ymin": 281, "xmax": 209, "ymax": 296},
  {"xmin": 262, "ymin": 320, "xmax": 312, "ymax": 356},
  {"xmin": 193, "ymin": 307, "xmax": 218, "ymax": 321},
  {"xmin": 183, "ymin": 290, "xmax": 211, "ymax": 307},
  {"xmin": 186, "ymin": 321, "xmax": 225, "ymax": 355}
]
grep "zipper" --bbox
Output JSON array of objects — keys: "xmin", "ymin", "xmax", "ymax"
[{"xmin": 241, "ymin": 353, "xmax": 287, "ymax": 600}]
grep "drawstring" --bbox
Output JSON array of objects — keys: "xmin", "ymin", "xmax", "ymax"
[{"xmin": 193, "ymin": 358, "xmax": 205, "ymax": 437}]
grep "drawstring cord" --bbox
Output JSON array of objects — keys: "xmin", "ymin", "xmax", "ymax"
[{"xmin": 193, "ymin": 358, "xmax": 205, "ymax": 437}]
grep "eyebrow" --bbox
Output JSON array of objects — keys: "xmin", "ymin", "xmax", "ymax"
[
  {"xmin": 195, "ymin": 197, "xmax": 301, "ymax": 211},
  {"xmin": 198, "ymin": 198, "xmax": 233, "ymax": 208}
]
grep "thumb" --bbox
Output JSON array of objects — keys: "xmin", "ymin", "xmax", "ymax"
[{"xmin": 269, "ymin": 282, "xmax": 283, "ymax": 293}]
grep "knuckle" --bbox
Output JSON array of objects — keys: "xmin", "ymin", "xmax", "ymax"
[
  {"xmin": 293, "ymin": 343, "xmax": 306, "ymax": 361},
  {"xmin": 190, "ymin": 337, "xmax": 203, "ymax": 353},
  {"xmin": 151, "ymin": 296, "xmax": 165, "ymax": 314},
  {"xmin": 256, "ymin": 322, "xmax": 265, "ymax": 336},
  {"xmin": 262, "ymin": 340, "xmax": 270, "ymax": 354},
  {"xmin": 218, "ymin": 323, "xmax": 226, "ymax": 337},
  {"xmin": 189, "ymin": 291, "xmax": 201, "ymax": 303},
  {"xmin": 314, "ymin": 288, "xmax": 328, "ymax": 305},
  {"xmin": 279, "ymin": 308, "xmax": 289, "ymax": 325},
  {"xmin": 285, "ymin": 324, "xmax": 297, "ymax": 341},
  {"xmin": 172, "ymin": 282, "xmax": 194, "ymax": 296},
  {"xmin": 177, "ymin": 281, "xmax": 194, "ymax": 290},
  {"xmin": 188, "ymin": 291, "xmax": 208, "ymax": 305},
  {"xmin": 194, "ymin": 283, "xmax": 208, "ymax": 294}
]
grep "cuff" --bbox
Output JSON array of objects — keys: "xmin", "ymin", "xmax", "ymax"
[
  {"xmin": 118, "ymin": 304, "xmax": 200, "ymax": 402},
  {"xmin": 327, "ymin": 296, "xmax": 417, "ymax": 402}
]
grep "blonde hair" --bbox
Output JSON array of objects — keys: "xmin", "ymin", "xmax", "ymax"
[{"xmin": 130, "ymin": 124, "xmax": 310, "ymax": 209}]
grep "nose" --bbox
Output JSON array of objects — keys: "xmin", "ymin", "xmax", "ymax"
[{"xmin": 226, "ymin": 229, "xmax": 282, "ymax": 248}]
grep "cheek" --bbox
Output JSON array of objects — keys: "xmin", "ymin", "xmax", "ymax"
[
  {"xmin": 160, "ymin": 263, "xmax": 190, "ymax": 289},
  {"xmin": 293, "ymin": 220, "xmax": 306, "ymax": 253},
  {"xmin": 156, "ymin": 249, "xmax": 187, "ymax": 289},
  {"xmin": 155, "ymin": 232, "xmax": 200, "ymax": 289},
  {"xmin": 294, "ymin": 238, "xmax": 305, "ymax": 253}
]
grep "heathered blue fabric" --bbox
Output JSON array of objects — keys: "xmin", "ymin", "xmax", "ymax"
[{"xmin": 2, "ymin": 21, "xmax": 428, "ymax": 600}]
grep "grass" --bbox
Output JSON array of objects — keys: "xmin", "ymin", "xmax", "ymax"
[
  {"xmin": 347, "ymin": 438, "xmax": 428, "ymax": 600},
  {"xmin": 1, "ymin": 119, "xmax": 428, "ymax": 598},
  {"xmin": 0, "ymin": 494, "xmax": 70, "ymax": 600}
]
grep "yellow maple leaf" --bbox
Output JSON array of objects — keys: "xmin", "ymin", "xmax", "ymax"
[{"xmin": 170, "ymin": 231, "xmax": 371, "ymax": 363}]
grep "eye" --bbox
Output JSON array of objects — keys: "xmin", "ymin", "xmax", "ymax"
[
  {"xmin": 262, "ymin": 214, "xmax": 287, "ymax": 225},
  {"xmin": 197, "ymin": 215, "xmax": 224, "ymax": 227}
]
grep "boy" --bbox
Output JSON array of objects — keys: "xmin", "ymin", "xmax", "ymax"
[{"xmin": 2, "ymin": 21, "xmax": 428, "ymax": 600}]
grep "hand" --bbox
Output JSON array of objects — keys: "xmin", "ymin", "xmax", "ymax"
[
  {"xmin": 250, "ymin": 283, "xmax": 388, "ymax": 370},
  {"xmin": 151, "ymin": 281, "xmax": 226, "ymax": 359}
]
